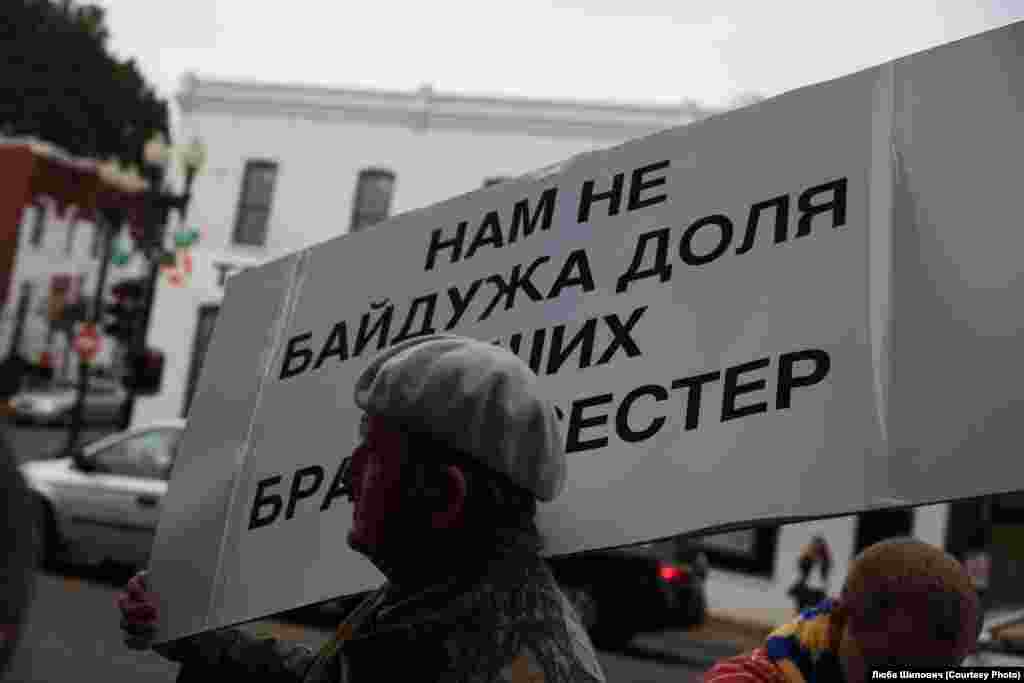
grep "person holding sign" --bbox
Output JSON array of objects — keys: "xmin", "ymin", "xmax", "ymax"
[
  {"xmin": 703, "ymin": 538, "xmax": 980, "ymax": 683},
  {"xmin": 118, "ymin": 335, "xmax": 606, "ymax": 682}
]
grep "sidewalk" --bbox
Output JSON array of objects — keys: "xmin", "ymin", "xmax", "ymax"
[
  {"xmin": 634, "ymin": 606, "xmax": 795, "ymax": 670},
  {"xmin": 981, "ymin": 605, "xmax": 1024, "ymax": 647},
  {"xmin": 691, "ymin": 607, "xmax": 794, "ymax": 650}
]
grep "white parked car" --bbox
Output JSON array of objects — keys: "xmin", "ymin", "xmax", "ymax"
[
  {"xmin": 11, "ymin": 378, "xmax": 126, "ymax": 426},
  {"xmin": 19, "ymin": 419, "xmax": 185, "ymax": 569}
]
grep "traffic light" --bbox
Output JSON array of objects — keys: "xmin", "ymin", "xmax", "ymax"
[
  {"xmin": 104, "ymin": 301, "xmax": 138, "ymax": 343},
  {"xmin": 129, "ymin": 221, "xmax": 158, "ymax": 250},
  {"xmin": 60, "ymin": 301, "xmax": 89, "ymax": 325},
  {"xmin": 124, "ymin": 348, "xmax": 164, "ymax": 395},
  {"xmin": 53, "ymin": 299, "xmax": 91, "ymax": 334},
  {"xmin": 103, "ymin": 278, "xmax": 147, "ymax": 345},
  {"xmin": 111, "ymin": 278, "xmax": 146, "ymax": 301}
]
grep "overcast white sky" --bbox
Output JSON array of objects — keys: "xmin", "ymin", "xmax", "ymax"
[{"xmin": 95, "ymin": 0, "xmax": 1023, "ymax": 130}]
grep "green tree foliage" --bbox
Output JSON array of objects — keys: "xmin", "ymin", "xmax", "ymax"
[{"xmin": 0, "ymin": 0, "xmax": 170, "ymax": 166}]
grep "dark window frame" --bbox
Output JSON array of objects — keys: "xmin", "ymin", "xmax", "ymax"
[
  {"xmin": 65, "ymin": 213, "xmax": 78, "ymax": 256},
  {"xmin": 853, "ymin": 508, "xmax": 914, "ymax": 556},
  {"xmin": 682, "ymin": 525, "xmax": 781, "ymax": 578},
  {"xmin": 90, "ymin": 222, "xmax": 102, "ymax": 259},
  {"xmin": 349, "ymin": 168, "xmax": 395, "ymax": 233},
  {"xmin": 232, "ymin": 160, "xmax": 279, "ymax": 246},
  {"xmin": 182, "ymin": 304, "xmax": 220, "ymax": 418},
  {"xmin": 29, "ymin": 202, "xmax": 46, "ymax": 248}
]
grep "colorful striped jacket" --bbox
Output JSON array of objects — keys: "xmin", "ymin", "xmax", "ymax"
[{"xmin": 704, "ymin": 600, "xmax": 845, "ymax": 683}]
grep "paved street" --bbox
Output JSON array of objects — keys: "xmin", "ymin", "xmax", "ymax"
[
  {"xmin": 8, "ymin": 569, "xmax": 180, "ymax": 683},
  {"xmin": 7, "ymin": 567, "xmax": 713, "ymax": 682}
]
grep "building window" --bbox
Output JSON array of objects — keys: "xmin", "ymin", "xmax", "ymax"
[
  {"xmin": 349, "ymin": 168, "xmax": 395, "ymax": 233},
  {"xmin": 6, "ymin": 281, "xmax": 34, "ymax": 358},
  {"xmin": 182, "ymin": 304, "xmax": 220, "ymax": 417},
  {"xmin": 483, "ymin": 176, "xmax": 508, "ymax": 187},
  {"xmin": 681, "ymin": 525, "xmax": 780, "ymax": 578},
  {"xmin": 90, "ymin": 223, "xmax": 102, "ymax": 259},
  {"xmin": 65, "ymin": 214, "xmax": 77, "ymax": 256},
  {"xmin": 854, "ymin": 509, "xmax": 914, "ymax": 555},
  {"xmin": 232, "ymin": 160, "xmax": 278, "ymax": 246},
  {"xmin": 29, "ymin": 203, "xmax": 46, "ymax": 248}
]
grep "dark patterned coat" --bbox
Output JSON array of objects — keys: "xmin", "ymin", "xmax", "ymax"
[{"xmin": 157, "ymin": 551, "xmax": 606, "ymax": 682}]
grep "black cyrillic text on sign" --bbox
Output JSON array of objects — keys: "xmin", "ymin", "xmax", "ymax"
[
  {"xmin": 279, "ymin": 249, "xmax": 601, "ymax": 381},
  {"xmin": 616, "ymin": 177, "xmax": 847, "ymax": 293},
  {"xmin": 564, "ymin": 348, "xmax": 831, "ymax": 454},
  {"xmin": 248, "ymin": 460, "xmax": 353, "ymax": 531},
  {"xmin": 424, "ymin": 188, "xmax": 559, "ymax": 271}
]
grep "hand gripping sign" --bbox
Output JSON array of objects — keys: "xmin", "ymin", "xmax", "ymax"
[{"xmin": 150, "ymin": 21, "xmax": 1024, "ymax": 643}]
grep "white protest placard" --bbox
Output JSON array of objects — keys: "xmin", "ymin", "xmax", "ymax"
[{"xmin": 151, "ymin": 20, "xmax": 1024, "ymax": 643}]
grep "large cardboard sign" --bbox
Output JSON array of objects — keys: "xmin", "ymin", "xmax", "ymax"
[
  {"xmin": 152, "ymin": 21, "xmax": 1024, "ymax": 642},
  {"xmin": 134, "ymin": 248, "xmax": 264, "ymax": 427}
]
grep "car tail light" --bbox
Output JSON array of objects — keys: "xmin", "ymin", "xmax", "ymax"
[{"xmin": 658, "ymin": 563, "xmax": 687, "ymax": 583}]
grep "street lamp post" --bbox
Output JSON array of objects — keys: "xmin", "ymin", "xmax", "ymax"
[
  {"xmin": 65, "ymin": 204, "xmax": 121, "ymax": 454},
  {"xmin": 117, "ymin": 134, "xmax": 205, "ymax": 430},
  {"xmin": 63, "ymin": 155, "xmax": 151, "ymax": 453}
]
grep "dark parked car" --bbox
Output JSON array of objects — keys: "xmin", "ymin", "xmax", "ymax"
[
  {"xmin": 548, "ymin": 540, "xmax": 708, "ymax": 648},
  {"xmin": 289, "ymin": 540, "xmax": 708, "ymax": 650}
]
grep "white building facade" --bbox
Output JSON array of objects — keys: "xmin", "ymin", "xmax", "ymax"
[
  {"xmin": 1, "ymin": 200, "xmax": 146, "ymax": 380},
  {"xmin": 136, "ymin": 73, "xmax": 956, "ymax": 614},
  {"xmin": 136, "ymin": 73, "xmax": 708, "ymax": 426}
]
